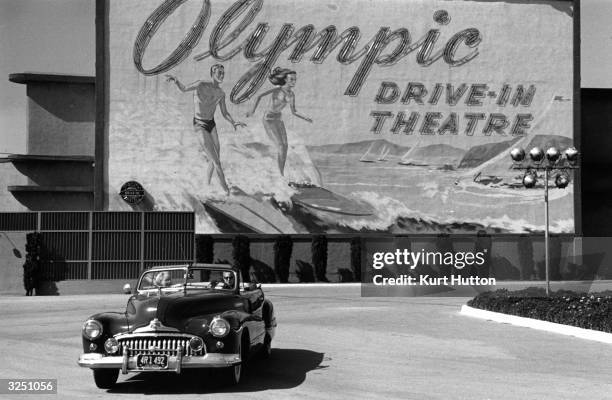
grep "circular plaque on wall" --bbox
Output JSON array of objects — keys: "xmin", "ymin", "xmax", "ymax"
[{"xmin": 119, "ymin": 181, "xmax": 145, "ymax": 204}]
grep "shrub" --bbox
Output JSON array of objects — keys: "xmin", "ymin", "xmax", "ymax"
[
  {"xmin": 195, "ymin": 235, "xmax": 214, "ymax": 263},
  {"xmin": 518, "ymin": 234, "xmax": 534, "ymax": 280},
  {"xmin": 468, "ymin": 288, "xmax": 612, "ymax": 333},
  {"xmin": 311, "ymin": 235, "xmax": 329, "ymax": 282},
  {"xmin": 350, "ymin": 237, "xmax": 361, "ymax": 281},
  {"xmin": 251, "ymin": 258, "xmax": 276, "ymax": 283},
  {"xmin": 23, "ymin": 256, "xmax": 36, "ymax": 296},
  {"xmin": 474, "ymin": 230, "xmax": 492, "ymax": 278},
  {"xmin": 232, "ymin": 235, "xmax": 251, "ymax": 282},
  {"xmin": 337, "ymin": 268, "xmax": 354, "ymax": 282},
  {"xmin": 295, "ymin": 260, "xmax": 315, "ymax": 283},
  {"xmin": 436, "ymin": 234, "xmax": 453, "ymax": 278},
  {"xmin": 550, "ymin": 235, "xmax": 562, "ymax": 281},
  {"xmin": 23, "ymin": 232, "xmax": 42, "ymax": 296},
  {"xmin": 273, "ymin": 235, "xmax": 293, "ymax": 283}
]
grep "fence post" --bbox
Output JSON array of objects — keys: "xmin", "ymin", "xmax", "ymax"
[
  {"xmin": 140, "ymin": 212, "xmax": 145, "ymax": 273},
  {"xmin": 87, "ymin": 212, "xmax": 93, "ymax": 280}
]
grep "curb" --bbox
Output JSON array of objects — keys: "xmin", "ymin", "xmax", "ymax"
[
  {"xmin": 0, "ymin": 282, "xmax": 364, "ymax": 296},
  {"xmin": 460, "ymin": 305, "xmax": 612, "ymax": 344}
]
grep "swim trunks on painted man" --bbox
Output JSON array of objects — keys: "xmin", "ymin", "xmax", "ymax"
[{"xmin": 193, "ymin": 117, "xmax": 217, "ymax": 133}]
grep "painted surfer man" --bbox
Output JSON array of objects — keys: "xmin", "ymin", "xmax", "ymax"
[
  {"xmin": 166, "ymin": 64, "xmax": 245, "ymax": 196},
  {"xmin": 246, "ymin": 67, "xmax": 312, "ymax": 176}
]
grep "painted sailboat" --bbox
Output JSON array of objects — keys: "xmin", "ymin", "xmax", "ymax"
[
  {"xmin": 398, "ymin": 139, "xmax": 427, "ymax": 166},
  {"xmin": 359, "ymin": 142, "xmax": 376, "ymax": 163},
  {"xmin": 377, "ymin": 145, "xmax": 391, "ymax": 161},
  {"xmin": 359, "ymin": 142, "xmax": 387, "ymax": 163}
]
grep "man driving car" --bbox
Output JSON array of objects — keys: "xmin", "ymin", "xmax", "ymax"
[{"xmin": 221, "ymin": 271, "xmax": 235, "ymax": 289}]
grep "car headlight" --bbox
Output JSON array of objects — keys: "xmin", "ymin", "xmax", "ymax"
[
  {"xmin": 104, "ymin": 337, "xmax": 119, "ymax": 354},
  {"xmin": 83, "ymin": 320, "xmax": 103, "ymax": 340},
  {"xmin": 210, "ymin": 317, "xmax": 230, "ymax": 338}
]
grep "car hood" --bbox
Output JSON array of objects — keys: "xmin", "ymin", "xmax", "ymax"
[{"xmin": 127, "ymin": 291, "xmax": 246, "ymax": 333}]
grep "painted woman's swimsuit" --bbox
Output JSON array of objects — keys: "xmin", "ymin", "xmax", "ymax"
[{"xmin": 264, "ymin": 111, "xmax": 282, "ymax": 121}]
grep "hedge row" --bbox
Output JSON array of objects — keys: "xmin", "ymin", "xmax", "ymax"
[
  {"xmin": 196, "ymin": 234, "xmax": 363, "ymax": 283},
  {"xmin": 468, "ymin": 288, "xmax": 612, "ymax": 333}
]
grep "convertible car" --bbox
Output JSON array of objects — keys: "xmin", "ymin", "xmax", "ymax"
[{"xmin": 77, "ymin": 264, "xmax": 276, "ymax": 389}]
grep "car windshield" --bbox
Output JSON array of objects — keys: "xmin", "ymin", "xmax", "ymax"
[{"xmin": 137, "ymin": 267, "xmax": 237, "ymax": 292}]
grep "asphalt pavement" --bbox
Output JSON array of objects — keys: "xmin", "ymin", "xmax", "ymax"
[{"xmin": 1, "ymin": 285, "xmax": 611, "ymax": 399}]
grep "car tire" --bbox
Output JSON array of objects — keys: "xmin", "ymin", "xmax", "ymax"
[
  {"xmin": 93, "ymin": 369, "xmax": 119, "ymax": 389},
  {"xmin": 226, "ymin": 362, "xmax": 242, "ymax": 385},
  {"xmin": 224, "ymin": 333, "xmax": 248, "ymax": 385},
  {"xmin": 260, "ymin": 333, "xmax": 272, "ymax": 359}
]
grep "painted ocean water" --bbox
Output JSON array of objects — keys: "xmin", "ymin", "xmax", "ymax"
[{"xmin": 308, "ymin": 151, "xmax": 574, "ymax": 233}]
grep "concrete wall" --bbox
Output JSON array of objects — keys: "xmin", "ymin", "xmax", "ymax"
[
  {"xmin": 9, "ymin": 192, "xmax": 94, "ymax": 212},
  {"xmin": 0, "ymin": 164, "xmax": 28, "ymax": 211},
  {"xmin": 0, "ymin": 232, "xmax": 27, "ymax": 295},
  {"xmin": 27, "ymin": 82, "xmax": 95, "ymax": 156},
  {"xmin": 0, "ymin": 76, "xmax": 96, "ymax": 211}
]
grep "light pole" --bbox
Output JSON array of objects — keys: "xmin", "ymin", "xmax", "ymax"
[{"xmin": 510, "ymin": 146, "xmax": 579, "ymax": 295}]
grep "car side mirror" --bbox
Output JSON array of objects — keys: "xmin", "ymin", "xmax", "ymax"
[
  {"xmin": 122, "ymin": 283, "xmax": 132, "ymax": 294},
  {"xmin": 247, "ymin": 282, "xmax": 260, "ymax": 291}
]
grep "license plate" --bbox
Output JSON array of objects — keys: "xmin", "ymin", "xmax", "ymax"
[{"xmin": 136, "ymin": 354, "xmax": 168, "ymax": 369}]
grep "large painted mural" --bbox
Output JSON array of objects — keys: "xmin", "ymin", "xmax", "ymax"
[{"xmin": 106, "ymin": 0, "xmax": 574, "ymax": 234}]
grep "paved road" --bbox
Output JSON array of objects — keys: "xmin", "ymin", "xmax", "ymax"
[{"xmin": 1, "ymin": 286, "xmax": 612, "ymax": 399}]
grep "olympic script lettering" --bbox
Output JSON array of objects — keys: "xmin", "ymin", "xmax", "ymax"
[{"xmin": 133, "ymin": 0, "xmax": 482, "ymax": 104}]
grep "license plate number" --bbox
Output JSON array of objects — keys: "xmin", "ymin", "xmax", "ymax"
[{"xmin": 136, "ymin": 354, "xmax": 168, "ymax": 369}]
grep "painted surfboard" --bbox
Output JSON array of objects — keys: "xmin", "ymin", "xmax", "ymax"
[
  {"xmin": 204, "ymin": 195, "xmax": 298, "ymax": 234},
  {"xmin": 291, "ymin": 186, "xmax": 374, "ymax": 216}
]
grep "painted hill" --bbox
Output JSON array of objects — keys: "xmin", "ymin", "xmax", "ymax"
[
  {"xmin": 307, "ymin": 139, "xmax": 409, "ymax": 156},
  {"xmin": 457, "ymin": 134, "xmax": 575, "ymax": 179},
  {"xmin": 458, "ymin": 135, "xmax": 574, "ymax": 170},
  {"xmin": 308, "ymin": 139, "xmax": 465, "ymax": 159},
  {"xmin": 400, "ymin": 143, "xmax": 466, "ymax": 166},
  {"xmin": 524, "ymin": 135, "xmax": 573, "ymax": 152},
  {"xmin": 458, "ymin": 137, "xmax": 522, "ymax": 169},
  {"xmin": 409, "ymin": 144, "xmax": 465, "ymax": 159}
]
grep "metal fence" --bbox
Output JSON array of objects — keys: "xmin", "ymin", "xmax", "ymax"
[{"xmin": 1, "ymin": 211, "xmax": 194, "ymax": 280}]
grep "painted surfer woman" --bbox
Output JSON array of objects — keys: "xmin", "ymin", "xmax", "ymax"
[{"xmin": 246, "ymin": 67, "xmax": 312, "ymax": 176}]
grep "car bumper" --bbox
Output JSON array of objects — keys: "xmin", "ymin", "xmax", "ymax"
[{"xmin": 78, "ymin": 352, "xmax": 241, "ymax": 374}]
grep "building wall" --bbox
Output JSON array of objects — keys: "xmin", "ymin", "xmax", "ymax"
[
  {"xmin": 1, "ymin": 75, "xmax": 96, "ymax": 211},
  {"xmin": 581, "ymin": 0, "xmax": 612, "ymax": 89},
  {"xmin": 105, "ymin": 0, "xmax": 575, "ymax": 234},
  {"xmin": 26, "ymin": 82, "xmax": 95, "ymax": 156},
  {"xmin": 0, "ymin": 164, "xmax": 28, "ymax": 211},
  {"xmin": 0, "ymin": 0, "xmax": 95, "ymax": 155},
  {"xmin": 0, "ymin": 232, "xmax": 27, "ymax": 294},
  {"xmin": 581, "ymin": 88, "xmax": 612, "ymax": 236}
]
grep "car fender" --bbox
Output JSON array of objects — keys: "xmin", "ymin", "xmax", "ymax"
[
  {"xmin": 82, "ymin": 312, "xmax": 128, "ymax": 353},
  {"xmin": 263, "ymin": 299, "xmax": 276, "ymax": 340}
]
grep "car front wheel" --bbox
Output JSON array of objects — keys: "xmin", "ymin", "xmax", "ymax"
[
  {"xmin": 224, "ymin": 334, "xmax": 247, "ymax": 385},
  {"xmin": 226, "ymin": 362, "xmax": 242, "ymax": 385},
  {"xmin": 93, "ymin": 369, "xmax": 119, "ymax": 389},
  {"xmin": 260, "ymin": 333, "xmax": 272, "ymax": 359}
]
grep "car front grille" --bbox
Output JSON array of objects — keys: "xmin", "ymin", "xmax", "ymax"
[{"xmin": 117, "ymin": 334, "xmax": 204, "ymax": 357}]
